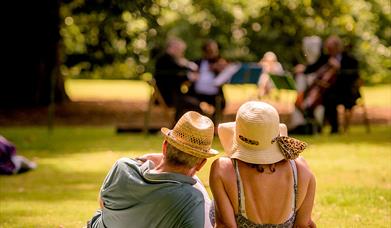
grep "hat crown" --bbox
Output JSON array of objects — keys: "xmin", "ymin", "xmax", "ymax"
[
  {"xmin": 235, "ymin": 102, "xmax": 280, "ymax": 150},
  {"xmin": 173, "ymin": 111, "xmax": 214, "ymax": 147},
  {"xmin": 163, "ymin": 111, "xmax": 217, "ymax": 158}
]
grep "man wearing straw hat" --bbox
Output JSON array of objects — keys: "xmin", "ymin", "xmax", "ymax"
[{"xmin": 88, "ymin": 111, "xmax": 218, "ymax": 228}]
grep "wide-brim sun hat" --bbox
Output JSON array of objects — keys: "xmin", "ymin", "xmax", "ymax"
[
  {"xmin": 161, "ymin": 111, "xmax": 219, "ymax": 158},
  {"xmin": 218, "ymin": 101, "xmax": 307, "ymax": 164}
]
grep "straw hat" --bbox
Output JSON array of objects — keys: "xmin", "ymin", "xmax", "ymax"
[
  {"xmin": 161, "ymin": 111, "xmax": 218, "ymax": 158},
  {"xmin": 218, "ymin": 101, "xmax": 307, "ymax": 164}
]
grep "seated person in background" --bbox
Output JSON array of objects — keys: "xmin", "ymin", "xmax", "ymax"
[
  {"xmin": 289, "ymin": 36, "xmax": 323, "ymax": 134},
  {"xmin": 257, "ymin": 51, "xmax": 285, "ymax": 98},
  {"xmin": 154, "ymin": 37, "xmax": 200, "ymax": 122},
  {"xmin": 88, "ymin": 111, "xmax": 219, "ymax": 228},
  {"xmin": 189, "ymin": 39, "xmax": 229, "ymax": 123},
  {"xmin": 294, "ymin": 35, "xmax": 361, "ymax": 134},
  {"xmin": 0, "ymin": 135, "xmax": 37, "ymax": 175}
]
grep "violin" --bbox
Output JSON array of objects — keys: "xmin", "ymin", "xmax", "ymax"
[{"xmin": 209, "ymin": 57, "xmax": 229, "ymax": 75}]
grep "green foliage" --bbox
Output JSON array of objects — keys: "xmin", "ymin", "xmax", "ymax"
[
  {"xmin": 60, "ymin": 0, "xmax": 390, "ymax": 83},
  {"xmin": 0, "ymin": 125, "xmax": 390, "ymax": 227}
]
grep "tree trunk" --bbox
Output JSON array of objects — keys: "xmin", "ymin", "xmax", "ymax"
[{"xmin": 1, "ymin": 0, "xmax": 68, "ymax": 107}]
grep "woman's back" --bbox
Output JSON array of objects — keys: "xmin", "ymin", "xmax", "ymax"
[
  {"xmin": 236, "ymin": 159, "xmax": 295, "ymax": 225},
  {"xmin": 210, "ymin": 157, "xmax": 315, "ymax": 228},
  {"xmin": 210, "ymin": 101, "xmax": 316, "ymax": 228}
]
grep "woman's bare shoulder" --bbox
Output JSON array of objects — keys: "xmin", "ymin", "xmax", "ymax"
[
  {"xmin": 212, "ymin": 156, "xmax": 232, "ymax": 168},
  {"xmin": 295, "ymin": 156, "xmax": 315, "ymax": 181},
  {"xmin": 211, "ymin": 156, "xmax": 234, "ymax": 176}
]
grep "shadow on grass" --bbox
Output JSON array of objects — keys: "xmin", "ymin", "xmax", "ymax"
[
  {"xmin": 290, "ymin": 124, "xmax": 391, "ymax": 146},
  {"xmin": 1, "ymin": 126, "xmax": 163, "ymax": 156},
  {"xmin": 1, "ymin": 126, "xmax": 227, "ymax": 160}
]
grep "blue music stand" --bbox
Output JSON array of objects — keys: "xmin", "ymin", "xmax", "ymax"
[{"xmin": 229, "ymin": 63, "xmax": 262, "ymax": 84}]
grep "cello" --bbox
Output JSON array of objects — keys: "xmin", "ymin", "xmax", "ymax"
[{"xmin": 296, "ymin": 58, "xmax": 339, "ymax": 112}]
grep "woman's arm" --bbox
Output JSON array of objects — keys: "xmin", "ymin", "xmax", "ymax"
[
  {"xmin": 294, "ymin": 162, "xmax": 317, "ymax": 228},
  {"xmin": 210, "ymin": 158, "xmax": 237, "ymax": 228}
]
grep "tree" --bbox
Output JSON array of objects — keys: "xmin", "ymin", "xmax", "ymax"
[
  {"xmin": 2, "ymin": 0, "xmax": 389, "ymax": 108},
  {"xmin": 2, "ymin": 0, "xmax": 67, "ymax": 107},
  {"xmin": 61, "ymin": 0, "xmax": 390, "ymax": 83}
]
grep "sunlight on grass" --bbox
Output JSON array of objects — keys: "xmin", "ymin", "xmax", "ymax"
[
  {"xmin": 362, "ymin": 85, "xmax": 391, "ymax": 107},
  {"xmin": 223, "ymin": 84, "xmax": 297, "ymax": 104},
  {"xmin": 65, "ymin": 79, "xmax": 151, "ymax": 101},
  {"xmin": 65, "ymin": 79, "xmax": 391, "ymax": 107},
  {"xmin": 0, "ymin": 125, "xmax": 390, "ymax": 227}
]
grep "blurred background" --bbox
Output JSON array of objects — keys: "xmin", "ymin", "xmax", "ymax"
[
  {"xmin": 1, "ymin": 0, "xmax": 390, "ymax": 107},
  {"xmin": 0, "ymin": 1, "xmax": 390, "ymax": 227}
]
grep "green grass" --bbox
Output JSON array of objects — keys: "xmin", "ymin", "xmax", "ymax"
[
  {"xmin": 65, "ymin": 79, "xmax": 391, "ymax": 107},
  {"xmin": 0, "ymin": 125, "xmax": 390, "ymax": 227},
  {"xmin": 1, "ymin": 80, "xmax": 390, "ymax": 227}
]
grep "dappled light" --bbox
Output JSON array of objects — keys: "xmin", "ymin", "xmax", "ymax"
[
  {"xmin": 57, "ymin": 0, "xmax": 389, "ymax": 82},
  {"xmin": 1, "ymin": 1, "xmax": 390, "ymax": 227}
]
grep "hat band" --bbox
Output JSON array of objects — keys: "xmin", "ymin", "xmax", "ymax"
[{"xmin": 238, "ymin": 135, "xmax": 259, "ymax": 145}]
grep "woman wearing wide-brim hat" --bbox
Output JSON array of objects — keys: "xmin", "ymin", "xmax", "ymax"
[{"xmin": 210, "ymin": 101, "xmax": 316, "ymax": 228}]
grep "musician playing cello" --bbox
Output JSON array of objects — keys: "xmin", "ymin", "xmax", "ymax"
[{"xmin": 294, "ymin": 35, "xmax": 361, "ymax": 134}]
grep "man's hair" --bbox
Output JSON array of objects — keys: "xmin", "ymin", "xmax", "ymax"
[
  {"xmin": 325, "ymin": 35, "xmax": 343, "ymax": 53},
  {"xmin": 165, "ymin": 37, "xmax": 186, "ymax": 50},
  {"xmin": 202, "ymin": 39, "xmax": 219, "ymax": 52},
  {"xmin": 165, "ymin": 143, "xmax": 203, "ymax": 168}
]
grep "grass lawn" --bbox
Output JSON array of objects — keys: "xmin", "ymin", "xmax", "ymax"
[
  {"xmin": 0, "ymin": 125, "xmax": 390, "ymax": 227},
  {"xmin": 1, "ymin": 80, "xmax": 390, "ymax": 227}
]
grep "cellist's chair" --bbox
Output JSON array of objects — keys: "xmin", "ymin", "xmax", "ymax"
[{"xmin": 342, "ymin": 79, "xmax": 370, "ymax": 133}]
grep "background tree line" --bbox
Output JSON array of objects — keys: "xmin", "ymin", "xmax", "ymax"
[
  {"xmin": 2, "ymin": 0, "xmax": 390, "ymax": 106},
  {"xmin": 61, "ymin": 0, "xmax": 390, "ymax": 82}
]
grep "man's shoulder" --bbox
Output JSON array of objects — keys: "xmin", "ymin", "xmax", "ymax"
[
  {"xmin": 176, "ymin": 183, "xmax": 203, "ymax": 195},
  {"xmin": 156, "ymin": 53, "xmax": 175, "ymax": 63},
  {"xmin": 115, "ymin": 157, "xmax": 139, "ymax": 169},
  {"xmin": 165, "ymin": 184, "xmax": 205, "ymax": 214},
  {"xmin": 109, "ymin": 157, "xmax": 148, "ymax": 179},
  {"xmin": 342, "ymin": 52, "xmax": 358, "ymax": 64}
]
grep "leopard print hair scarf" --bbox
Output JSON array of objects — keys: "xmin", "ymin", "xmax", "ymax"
[{"xmin": 271, "ymin": 136, "xmax": 307, "ymax": 160}]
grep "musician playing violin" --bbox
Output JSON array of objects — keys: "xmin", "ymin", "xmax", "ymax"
[
  {"xmin": 295, "ymin": 35, "xmax": 361, "ymax": 134},
  {"xmin": 188, "ymin": 39, "xmax": 229, "ymax": 124}
]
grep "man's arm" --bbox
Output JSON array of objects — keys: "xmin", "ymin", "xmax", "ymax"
[{"xmin": 304, "ymin": 55, "xmax": 328, "ymax": 74}]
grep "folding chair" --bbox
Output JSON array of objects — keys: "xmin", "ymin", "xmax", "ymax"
[
  {"xmin": 342, "ymin": 80, "xmax": 370, "ymax": 133},
  {"xmin": 143, "ymin": 79, "xmax": 173, "ymax": 134}
]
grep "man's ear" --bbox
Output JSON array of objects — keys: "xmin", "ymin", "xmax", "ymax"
[
  {"xmin": 195, "ymin": 158, "xmax": 207, "ymax": 172},
  {"xmin": 162, "ymin": 140, "xmax": 168, "ymax": 156}
]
